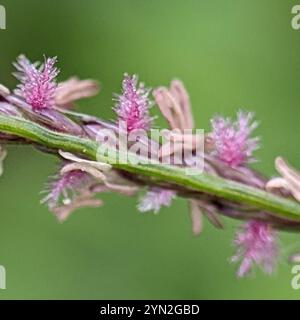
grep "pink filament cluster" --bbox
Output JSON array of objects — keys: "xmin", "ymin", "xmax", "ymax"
[
  {"xmin": 114, "ymin": 74, "xmax": 152, "ymax": 132},
  {"xmin": 14, "ymin": 55, "xmax": 59, "ymax": 110},
  {"xmin": 138, "ymin": 188, "xmax": 176, "ymax": 214},
  {"xmin": 42, "ymin": 168, "xmax": 88, "ymax": 209},
  {"xmin": 210, "ymin": 111, "xmax": 278, "ymax": 276},
  {"xmin": 232, "ymin": 220, "xmax": 278, "ymax": 277},
  {"xmin": 210, "ymin": 111, "xmax": 258, "ymax": 168}
]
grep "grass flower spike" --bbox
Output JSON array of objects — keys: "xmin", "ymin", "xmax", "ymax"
[
  {"xmin": 209, "ymin": 111, "xmax": 279, "ymax": 276},
  {"xmin": 232, "ymin": 220, "xmax": 278, "ymax": 277},
  {"xmin": 210, "ymin": 111, "xmax": 259, "ymax": 168},
  {"xmin": 138, "ymin": 188, "xmax": 176, "ymax": 214},
  {"xmin": 114, "ymin": 74, "xmax": 152, "ymax": 132},
  {"xmin": 1, "ymin": 54, "xmax": 300, "ymax": 278},
  {"xmin": 13, "ymin": 55, "xmax": 59, "ymax": 110}
]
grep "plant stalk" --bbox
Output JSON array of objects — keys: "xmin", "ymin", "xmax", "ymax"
[{"xmin": 1, "ymin": 115, "xmax": 300, "ymax": 223}]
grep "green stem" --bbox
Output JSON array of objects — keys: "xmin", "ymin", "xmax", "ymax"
[{"xmin": 1, "ymin": 115, "xmax": 300, "ymax": 223}]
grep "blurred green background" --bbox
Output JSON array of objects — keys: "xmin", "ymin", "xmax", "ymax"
[{"xmin": 0, "ymin": 0, "xmax": 300, "ymax": 299}]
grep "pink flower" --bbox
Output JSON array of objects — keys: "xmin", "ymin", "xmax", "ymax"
[
  {"xmin": 138, "ymin": 188, "xmax": 176, "ymax": 213},
  {"xmin": 232, "ymin": 220, "xmax": 278, "ymax": 277},
  {"xmin": 114, "ymin": 74, "xmax": 152, "ymax": 132},
  {"xmin": 41, "ymin": 167, "xmax": 90, "ymax": 210},
  {"xmin": 210, "ymin": 111, "xmax": 259, "ymax": 168},
  {"xmin": 41, "ymin": 164, "xmax": 104, "ymax": 222},
  {"xmin": 13, "ymin": 55, "xmax": 59, "ymax": 110}
]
